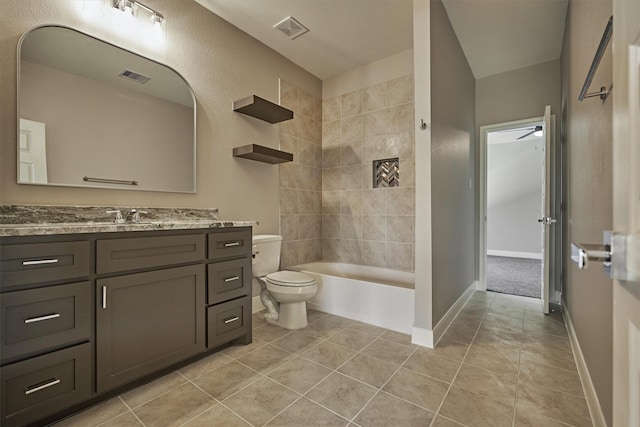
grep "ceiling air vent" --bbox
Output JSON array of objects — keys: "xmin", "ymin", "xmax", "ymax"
[
  {"xmin": 273, "ymin": 16, "xmax": 309, "ymax": 40},
  {"xmin": 118, "ymin": 70, "xmax": 151, "ymax": 84}
]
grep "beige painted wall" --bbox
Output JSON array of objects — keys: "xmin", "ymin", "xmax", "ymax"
[
  {"xmin": 430, "ymin": 0, "xmax": 476, "ymax": 324},
  {"xmin": 561, "ymin": 0, "xmax": 613, "ymax": 423},
  {"xmin": 0, "ymin": 0, "xmax": 321, "ymax": 232},
  {"xmin": 476, "ymin": 60, "xmax": 562, "ymax": 129}
]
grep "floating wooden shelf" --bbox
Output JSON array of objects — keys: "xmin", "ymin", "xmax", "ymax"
[
  {"xmin": 233, "ymin": 95, "xmax": 293, "ymax": 124},
  {"xmin": 232, "ymin": 144, "xmax": 293, "ymax": 164}
]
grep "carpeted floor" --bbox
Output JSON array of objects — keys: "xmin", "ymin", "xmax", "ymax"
[{"xmin": 487, "ymin": 256, "xmax": 541, "ymax": 299}]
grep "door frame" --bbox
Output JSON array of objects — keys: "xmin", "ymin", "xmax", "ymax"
[{"xmin": 478, "ymin": 116, "xmax": 554, "ymax": 294}]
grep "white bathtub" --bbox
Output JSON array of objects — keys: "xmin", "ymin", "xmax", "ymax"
[{"xmin": 289, "ymin": 262, "xmax": 415, "ymax": 334}]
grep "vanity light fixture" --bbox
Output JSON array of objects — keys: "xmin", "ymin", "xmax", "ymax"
[{"xmin": 113, "ymin": 0, "xmax": 165, "ymax": 27}]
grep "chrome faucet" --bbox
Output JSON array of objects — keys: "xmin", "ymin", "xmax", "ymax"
[
  {"xmin": 106, "ymin": 210, "xmax": 125, "ymax": 224},
  {"xmin": 128, "ymin": 208, "xmax": 148, "ymax": 223}
]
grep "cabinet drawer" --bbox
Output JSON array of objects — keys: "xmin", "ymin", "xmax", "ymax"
[
  {"xmin": 207, "ymin": 258, "xmax": 251, "ymax": 305},
  {"xmin": 1, "ymin": 342, "xmax": 91, "ymax": 427},
  {"xmin": 207, "ymin": 296, "xmax": 251, "ymax": 349},
  {"xmin": 0, "ymin": 241, "xmax": 90, "ymax": 289},
  {"xmin": 97, "ymin": 234, "xmax": 205, "ymax": 274},
  {"xmin": 1, "ymin": 281, "xmax": 91, "ymax": 362},
  {"xmin": 208, "ymin": 229, "xmax": 251, "ymax": 259}
]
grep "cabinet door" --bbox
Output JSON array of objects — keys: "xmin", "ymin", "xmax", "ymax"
[{"xmin": 96, "ymin": 265, "xmax": 205, "ymax": 393}]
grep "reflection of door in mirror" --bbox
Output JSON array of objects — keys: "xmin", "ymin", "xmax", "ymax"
[{"xmin": 19, "ymin": 118, "xmax": 48, "ymax": 184}]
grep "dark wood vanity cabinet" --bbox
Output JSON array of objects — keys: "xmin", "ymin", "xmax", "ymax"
[{"xmin": 0, "ymin": 226, "xmax": 252, "ymax": 426}]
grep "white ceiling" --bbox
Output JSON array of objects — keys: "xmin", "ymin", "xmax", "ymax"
[{"xmin": 195, "ymin": 0, "xmax": 568, "ymax": 81}]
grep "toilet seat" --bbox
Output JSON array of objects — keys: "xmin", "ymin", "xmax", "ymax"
[{"xmin": 266, "ymin": 271, "xmax": 315, "ymax": 287}]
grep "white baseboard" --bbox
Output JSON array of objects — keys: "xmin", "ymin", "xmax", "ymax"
[
  {"xmin": 252, "ymin": 295, "xmax": 265, "ymax": 313},
  {"xmin": 411, "ymin": 326, "xmax": 434, "ymax": 348},
  {"xmin": 433, "ymin": 281, "xmax": 478, "ymax": 345},
  {"xmin": 563, "ymin": 306, "xmax": 607, "ymax": 427},
  {"xmin": 487, "ymin": 250, "xmax": 542, "ymax": 260},
  {"xmin": 411, "ymin": 280, "xmax": 478, "ymax": 349}
]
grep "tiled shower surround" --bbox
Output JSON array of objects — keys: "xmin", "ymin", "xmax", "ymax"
[
  {"xmin": 278, "ymin": 76, "xmax": 415, "ymax": 272},
  {"xmin": 278, "ymin": 81, "xmax": 323, "ymax": 268},
  {"xmin": 321, "ymin": 75, "xmax": 415, "ymax": 271}
]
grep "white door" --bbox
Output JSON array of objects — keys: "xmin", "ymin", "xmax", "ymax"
[
  {"xmin": 540, "ymin": 106, "xmax": 553, "ymax": 314},
  {"xmin": 612, "ymin": 1, "xmax": 640, "ymax": 425},
  {"xmin": 19, "ymin": 118, "xmax": 48, "ymax": 183}
]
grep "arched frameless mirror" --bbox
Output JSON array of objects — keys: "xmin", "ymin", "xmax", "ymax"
[{"xmin": 18, "ymin": 25, "xmax": 196, "ymax": 193}]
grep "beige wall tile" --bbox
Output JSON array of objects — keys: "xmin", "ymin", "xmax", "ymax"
[
  {"xmin": 322, "ymin": 191, "xmax": 341, "ymax": 214},
  {"xmin": 280, "ymin": 188, "xmax": 298, "ymax": 214},
  {"xmin": 363, "ymin": 240, "xmax": 386, "ymax": 267},
  {"xmin": 342, "ymin": 114, "xmax": 363, "ymax": 141},
  {"xmin": 364, "ymin": 110, "xmax": 388, "ymax": 137},
  {"xmin": 342, "ymin": 90, "xmax": 363, "ymax": 117},
  {"xmin": 386, "ymin": 242, "xmax": 413, "ymax": 271},
  {"xmin": 280, "ymin": 80, "xmax": 299, "ymax": 112},
  {"xmin": 342, "ymin": 239, "xmax": 363, "ymax": 264},
  {"xmin": 341, "ymin": 165, "xmax": 364, "ymax": 190},
  {"xmin": 386, "ymin": 215, "xmax": 414, "ymax": 243},
  {"xmin": 281, "ymin": 215, "xmax": 299, "ymax": 241},
  {"xmin": 362, "ymin": 188, "xmax": 386, "ymax": 214},
  {"xmin": 322, "ymin": 168, "xmax": 341, "ymax": 191},
  {"xmin": 298, "ymin": 140, "xmax": 315, "ymax": 167},
  {"xmin": 363, "ymin": 82, "xmax": 386, "ymax": 113},
  {"xmin": 322, "ymin": 97, "xmax": 341, "ymax": 122},
  {"xmin": 299, "ymin": 90, "xmax": 315, "ymax": 118},
  {"xmin": 280, "ymin": 114, "xmax": 299, "ymax": 137},
  {"xmin": 322, "ymin": 215, "xmax": 341, "ymax": 238},
  {"xmin": 315, "ymin": 97, "xmax": 323, "ymax": 122},
  {"xmin": 322, "ymin": 145, "xmax": 341, "ymax": 169},
  {"xmin": 298, "ymin": 165, "xmax": 315, "ymax": 190},
  {"xmin": 387, "ymin": 103, "xmax": 414, "ymax": 134},
  {"xmin": 299, "ymin": 115, "xmax": 316, "ymax": 142},
  {"xmin": 279, "ymin": 134, "xmax": 299, "ymax": 160},
  {"xmin": 314, "ymin": 120, "xmax": 322, "ymax": 145},
  {"xmin": 341, "ymin": 139, "xmax": 364, "ymax": 166},
  {"xmin": 363, "ymin": 215, "xmax": 386, "ymax": 241},
  {"xmin": 299, "ymin": 190, "xmax": 319, "ymax": 214},
  {"xmin": 322, "ymin": 120, "xmax": 341, "ymax": 145},
  {"xmin": 313, "ymin": 168, "xmax": 322, "ymax": 192},
  {"xmin": 299, "ymin": 215, "xmax": 316, "ymax": 240},
  {"xmin": 341, "ymin": 190, "xmax": 362, "ymax": 215},
  {"xmin": 387, "ymin": 131, "xmax": 414, "ymax": 158},
  {"xmin": 386, "ymin": 187, "xmax": 414, "ymax": 215},
  {"xmin": 281, "ymin": 240, "xmax": 300, "ymax": 269},
  {"xmin": 341, "ymin": 215, "xmax": 363, "ymax": 240},
  {"xmin": 322, "ymin": 238, "xmax": 340, "ymax": 261},
  {"xmin": 387, "ymin": 75, "xmax": 414, "ymax": 106},
  {"xmin": 280, "ymin": 161, "xmax": 299, "ymax": 190},
  {"xmin": 299, "ymin": 239, "xmax": 316, "ymax": 265},
  {"xmin": 400, "ymin": 158, "xmax": 415, "ymax": 188}
]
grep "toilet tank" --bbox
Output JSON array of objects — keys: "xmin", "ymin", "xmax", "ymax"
[{"xmin": 252, "ymin": 234, "xmax": 282, "ymax": 277}]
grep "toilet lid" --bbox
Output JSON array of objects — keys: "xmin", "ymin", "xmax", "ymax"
[{"xmin": 266, "ymin": 271, "xmax": 315, "ymax": 287}]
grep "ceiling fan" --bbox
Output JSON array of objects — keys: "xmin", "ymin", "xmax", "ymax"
[{"xmin": 516, "ymin": 125, "xmax": 543, "ymax": 140}]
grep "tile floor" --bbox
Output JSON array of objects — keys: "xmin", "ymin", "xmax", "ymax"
[{"xmin": 54, "ymin": 291, "xmax": 592, "ymax": 427}]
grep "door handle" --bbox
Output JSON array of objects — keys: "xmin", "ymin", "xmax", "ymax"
[
  {"xmin": 571, "ymin": 243, "xmax": 611, "ymax": 269},
  {"xmin": 538, "ymin": 217, "xmax": 557, "ymax": 225}
]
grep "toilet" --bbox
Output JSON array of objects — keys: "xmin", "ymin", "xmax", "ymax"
[{"xmin": 252, "ymin": 234, "xmax": 317, "ymax": 329}]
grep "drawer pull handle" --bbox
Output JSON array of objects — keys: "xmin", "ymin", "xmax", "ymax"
[
  {"xmin": 224, "ymin": 276, "xmax": 240, "ymax": 282},
  {"xmin": 22, "ymin": 258, "xmax": 59, "ymax": 266},
  {"xmin": 24, "ymin": 313, "xmax": 61, "ymax": 324},
  {"xmin": 224, "ymin": 242, "xmax": 240, "ymax": 247},
  {"xmin": 224, "ymin": 316, "xmax": 240, "ymax": 324},
  {"xmin": 25, "ymin": 378, "xmax": 61, "ymax": 395},
  {"xmin": 102, "ymin": 286, "xmax": 107, "ymax": 309}
]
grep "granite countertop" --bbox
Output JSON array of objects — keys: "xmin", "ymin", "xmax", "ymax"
[{"xmin": 0, "ymin": 205, "xmax": 256, "ymax": 237}]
